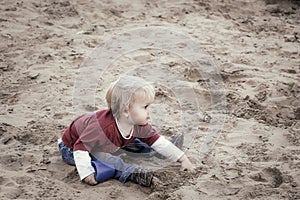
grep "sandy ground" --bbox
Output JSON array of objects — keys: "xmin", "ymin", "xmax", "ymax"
[{"xmin": 0, "ymin": 0, "xmax": 299, "ymax": 199}]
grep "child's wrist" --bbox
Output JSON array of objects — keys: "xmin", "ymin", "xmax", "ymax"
[{"xmin": 177, "ymin": 154, "xmax": 187, "ymax": 163}]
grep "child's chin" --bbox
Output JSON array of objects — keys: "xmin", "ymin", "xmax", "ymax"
[{"xmin": 139, "ymin": 121, "xmax": 148, "ymax": 126}]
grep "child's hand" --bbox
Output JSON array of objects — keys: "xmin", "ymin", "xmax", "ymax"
[
  {"xmin": 83, "ymin": 173, "xmax": 98, "ymax": 185},
  {"xmin": 178, "ymin": 155, "xmax": 195, "ymax": 171}
]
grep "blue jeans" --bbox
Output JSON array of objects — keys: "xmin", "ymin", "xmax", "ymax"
[{"xmin": 58, "ymin": 139, "xmax": 155, "ymax": 183}]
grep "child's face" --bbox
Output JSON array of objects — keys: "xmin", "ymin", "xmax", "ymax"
[{"xmin": 128, "ymin": 91, "xmax": 154, "ymax": 125}]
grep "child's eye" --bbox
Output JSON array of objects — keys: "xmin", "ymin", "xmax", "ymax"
[{"xmin": 144, "ymin": 105, "xmax": 149, "ymax": 109}]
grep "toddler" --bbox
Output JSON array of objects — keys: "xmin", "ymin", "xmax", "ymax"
[{"xmin": 58, "ymin": 75, "xmax": 194, "ymax": 186}]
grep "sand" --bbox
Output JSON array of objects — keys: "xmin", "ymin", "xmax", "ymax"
[{"xmin": 0, "ymin": 0, "xmax": 299, "ymax": 199}]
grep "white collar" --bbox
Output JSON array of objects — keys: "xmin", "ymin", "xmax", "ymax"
[{"xmin": 115, "ymin": 118, "xmax": 133, "ymax": 140}]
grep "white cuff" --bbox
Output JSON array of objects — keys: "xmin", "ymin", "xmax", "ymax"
[
  {"xmin": 73, "ymin": 150, "xmax": 95, "ymax": 180},
  {"xmin": 151, "ymin": 136, "xmax": 184, "ymax": 162}
]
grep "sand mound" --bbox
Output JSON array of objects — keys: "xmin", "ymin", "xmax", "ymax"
[{"xmin": 0, "ymin": 0, "xmax": 299, "ymax": 199}]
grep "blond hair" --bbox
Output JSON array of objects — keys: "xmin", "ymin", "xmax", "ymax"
[{"xmin": 106, "ymin": 75, "xmax": 155, "ymax": 119}]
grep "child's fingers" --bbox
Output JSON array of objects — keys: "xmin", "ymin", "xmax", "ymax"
[
  {"xmin": 180, "ymin": 165, "xmax": 195, "ymax": 172},
  {"xmin": 189, "ymin": 167, "xmax": 196, "ymax": 173},
  {"xmin": 180, "ymin": 166, "xmax": 188, "ymax": 171},
  {"xmin": 84, "ymin": 175, "xmax": 98, "ymax": 185},
  {"xmin": 87, "ymin": 179, "xmax": 97, "ymax": 185},
  {"xmin": 89, "ymin": 177, "xmax": 98, "ymax": 185}
]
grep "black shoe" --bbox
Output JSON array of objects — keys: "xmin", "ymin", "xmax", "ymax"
[
  {"xmin": 130, "ymin": 167, "xmax": 153, "ymax": 187},
  {"xmin": 169, "ymin": 133, "xmax": 184, "ymax": 150}
]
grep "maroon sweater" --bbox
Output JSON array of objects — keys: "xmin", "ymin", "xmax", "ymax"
[{"xmin": 62, "ymin": 109, "xmax": 160, "ymax": 153}]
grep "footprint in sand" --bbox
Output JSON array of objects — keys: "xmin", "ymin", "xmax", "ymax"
[
  {"xmin": 249, "ymin": 167, "xmax": 283, "ymax": 188},
  {"xmin": 0, "ymin": 176, "xmax": 22, "ymax": 199}
]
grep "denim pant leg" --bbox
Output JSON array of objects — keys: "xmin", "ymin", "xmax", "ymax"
[
  {"xmin": 114, "ymin": 138, "xmax": 156, "ymax": 157},
  {"xmin": 92, "ymin": 152, "xmax": 137, "ymax": 183},
  {"xmin": 58, "ymin": 142, "xmax": 138, "ymax": 183},
  {"xmin": 58, "ymin": 142, "xmax": 75, "ymax": 166}
]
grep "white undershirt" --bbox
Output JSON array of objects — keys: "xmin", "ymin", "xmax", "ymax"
[
  {"xmin": 74, "ymin": 150, "xmax": 95, "ymax": 180},
  {"xmin": 151, "ymin": 136, "xmax": 184, "ymax": 162},
  {"xmin": 115, "ymin": 118, "xmax": 133, "ymax": 139}
]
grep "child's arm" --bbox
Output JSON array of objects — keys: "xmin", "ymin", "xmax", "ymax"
[
  {"xmin": 73, "ymin": 150, "xmax": 97, "ymax": 185},
  {"xmin": 151, "ymin": 136, "xmax": 194, "ymax": 170}
]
